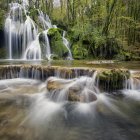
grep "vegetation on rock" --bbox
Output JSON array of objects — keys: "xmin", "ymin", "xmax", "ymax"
[
  {"xmin": 98, "ymin": 69, "xmax": 130, "ymax": 91},
  {"xmin": 48, "ymin": 28, "xmax": 69, "ymax": 58}
]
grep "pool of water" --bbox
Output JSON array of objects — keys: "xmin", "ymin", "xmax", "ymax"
[
  {"xmin": 0, "ymin": 60, "xmax": 140, "ymax": 70},
  {"xmin": 0, "ymin": 78, "xmax": 140, "ymax": 140}
]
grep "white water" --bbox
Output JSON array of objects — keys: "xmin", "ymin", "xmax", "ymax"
[
  {"xmin": 63, "ymin": 31, "xmax": 73, "ymax": 60},
  {"xmin": 122, "ymin": 70, "xmax": 140, "ymax": 101},
  {"xmin": 38, "ymin": 10, "xmax": 53, "ymax": 29},
  {"xmin": 5, "ymin": 0, "xmax": 72, "ymax": 60},
  {"xmin": 5, "ymin": 2, "xmax": 25, "ymax": 59},
  {"xmin": 43, "ymin": 30, "xmax": 52, "ymax": 60},
  {"xmin": 22, "ymin": 16, "xmax": 38, "ymax": 55},
  {"xmin": 23, "ymin": 34, "xmax": 41, "ymax": 60},
  {"xmin": 0, "ymin": 70, "xmax": 140, "ymax": 140}
]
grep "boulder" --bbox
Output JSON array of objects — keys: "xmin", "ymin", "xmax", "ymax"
[
  {"xmin": 46, "ymin": 77, "xmax": 97, "ymax": 102},
  {"xmin": 98, "ymin": 69, "xmax": 130, "ymax": 91}
]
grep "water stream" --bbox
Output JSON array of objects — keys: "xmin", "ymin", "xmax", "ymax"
[{"xmin": 0, "ymin": 70, "xmax": 140, "ymax": 140}]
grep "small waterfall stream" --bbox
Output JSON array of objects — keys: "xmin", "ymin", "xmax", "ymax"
[
  {"xmin": 121, "ymin": 71, "xmax": 140, "ymax": 101},
  {"xmin": 62, "ymin": 31, "xmax": 73, "ymax": 60}
]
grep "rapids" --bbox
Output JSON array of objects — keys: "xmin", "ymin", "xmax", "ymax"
[{"xmin": 0, "ymin": 70, "xmax": 140, "ymax": 140}]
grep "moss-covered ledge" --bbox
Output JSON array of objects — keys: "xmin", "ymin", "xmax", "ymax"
[
  {"xmin": 0, "ymin": 65, "xmax": 131, "ymax": 91},
  {"xmin": 97, "ymin": 69, "xmax": 130, "ymax": 91}
]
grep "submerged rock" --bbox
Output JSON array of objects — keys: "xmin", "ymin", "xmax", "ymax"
[
  {"xmin": 47, "ymin": 77, "xmax": 75, "ymax": 91},
  {"xmin": 46, "ymin": 77, "xmax": 97, "ymax": 103}
]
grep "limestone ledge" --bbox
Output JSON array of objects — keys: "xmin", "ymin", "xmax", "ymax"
[{"xmin": 0, "ymin": 65, "xmax": 135, "ymax": 92}]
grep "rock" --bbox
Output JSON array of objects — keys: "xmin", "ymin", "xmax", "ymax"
[
  {"xmin": 68, "ymin": 92, "xmax": 80, "ymax": 102},
  {"xmin": 98, "ymin": 69, "xmax": 130, "ymax": 91},
  {"xmin": 68, "ymin": 86, "xmax": 97, "ymax": 102},
  {"xmin": 47, "ymin": 77, "xmax": 75, "ymax": 91},
  {"xmin": 47, "ymin": 77, "xmax": 97, "ymax": 102},
  {"xmin": 132, "ymin": 71, "xmax": 140, "ymax": 80},
  {"xmin": 86, "ymin": 60, "xmax": 114, "ymax": 65},
  {"xmin": 48, "ymin": 28, "xmax": 69, "ymax": 58}
]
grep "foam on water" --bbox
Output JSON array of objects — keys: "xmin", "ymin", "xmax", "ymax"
[{"xmin": 0, "ymin": 70, "xmax": 140, "ymax": 140}]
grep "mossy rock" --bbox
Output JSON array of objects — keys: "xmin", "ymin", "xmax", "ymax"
[
  {"xmin": 48, "ymin": 28, "xmax": 62, "ymax": 36},
  {"xmin": 0, "ymin": 47, "xmax": 6, "ymax": 59},
  {"xmin": 48, "ymin": 28, "xmax": 69, "ymax": 58},
  {"xmin": 29, "ymin": 7, "xmax": 38, "ymax": 19},
  {"xmin": 98, "ymin": 69, "xmax": 130, "ymax": 91}
]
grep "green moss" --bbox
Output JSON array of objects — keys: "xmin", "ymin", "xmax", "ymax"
[
  {"xmin": 115, "ymin": 50, "xmax": 133, "ymax": 61},
  {"xmin": 98, "ymin": 69, "xmax": 130, "ymax": 91},
  {"xmin": 29, "ymin": 7, "xmax": 38, "ymax": 18},
  {"xmin": 48, "ymin": 28, "xmax": 69, "ymax": 58},
  {"xmin": 0, "ymin": 10, "xmax": 5, "ymax": 30},
  {"xmin": 0, "ymin": 48, "xmax": 6, "ymax": 59}
]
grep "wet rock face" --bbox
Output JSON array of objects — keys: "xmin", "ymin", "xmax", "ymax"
[
  {"xmin": 0, "ymin": 65, "xmax": 94, "ymax": 80},
  {"xmin": 0, "ymin": 65, "xmax": 131, "ymax": 92},
  {"xmin": 132, "ymin": 71, "xmax": 140, "ymax": 80},
  {"xmin": 46, "ymin": 77, "xmax": 97, "ymax": 103},
  {"xmin": 98, "ymin": 69, "xmax": 130, "ymax": 91},
  {"xmin": 70, "ymin": 89, "xmax": 97, "ymax": 102}
]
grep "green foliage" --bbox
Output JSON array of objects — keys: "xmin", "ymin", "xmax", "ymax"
[
  {"xmin": 0, "ymin": 48, "xmax": 6, "ymax": 58},
  {"xmin": 72, "ymin": 44, "xmax": 88, "ymax": 59},
  {"xmin": 48, "ymin": 28, "xmax": 62, "ymax": 37},
  {"xmin": 0, "ymin": 10, "xmax": 5, "ymax": 30},
  {"xmin": 48, "ymin": 28, "xmax": 68, "ymax": 58}
]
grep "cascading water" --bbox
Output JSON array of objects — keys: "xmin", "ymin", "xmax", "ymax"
[
  {"xmin": 43, "ymin": 30, "xmax": 52, "ymax": 60},
  {"xmin": 5, "ymin": 2, "xmax": 25, "ymax": 59},
  {"xmin": 22, "ymin": 16, "xmax": 38, "ymax": 56},
  {"xmin": 23, "ymin": 34, "xmax": 41, "ymax": 60},
  {"xmin": 5, "ymin": 0, "xmax": 73, "ymax": 60},
  {"xmin": 63, "ymin": 31, "xmax": 73, "ymax": 60},
  {"xmin": 38, "ymin": 10, "xmax": 53, "ymax": 29},
  {"xmin": 0, "ymin": 67, "xmax": 140, "ymax": 139},
  {"xmin": 38, "ymin": 11, "xmax": 73, "ymax": 60},
  {"xmin": 122, "ymin": 70, "xmax": 140, "ymax": 101},
  {"xmin": 5, "ymin": 1, "xmax": 38, "ymax": 60}
]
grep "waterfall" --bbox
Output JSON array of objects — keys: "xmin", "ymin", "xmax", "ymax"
[
  {"xmin": 121, "ymin": 70, "xmax": 140, "ymax": 101},
  {"xmin": 0, "ymin": 71, "xmax": 140, "ymax": 140},
  {"xmin": 46, "ymin": 76, "xmax": 98, "ymax": 103},
  {"xmin": 125, "ymin": 71, "xmax": 140, "ymax": 90},
  {"xmin": 38, "ymin": 10, "xmax": 53, "ymax": 29},
  {"xmin": 4, "ymin": 1, "xmax": 38, "ymax": 59},
  {"xmin": 22, "ymin": 16, "xmax": 38, "ymax": 55},
  {"xmin": 62, "ymin": 31, "xmax": 73, "ymax": 60},
  {"xmin": 5, "ymin": 2, "xmax": 25, "ymax": 59},
  {"xmin": 23, "ymin": 34, "xmax": 41, "ymax": 60},
  {"xmin": 0, "ymin": 66, "xmax": 94, "ymax": 81},
  {"xmin": 43, "ymin": 30, "xmax": 52, "ymax": 60},
  {"xmin": 4, "ymin": 1, "xmax": 73, "ymax": 60}
]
